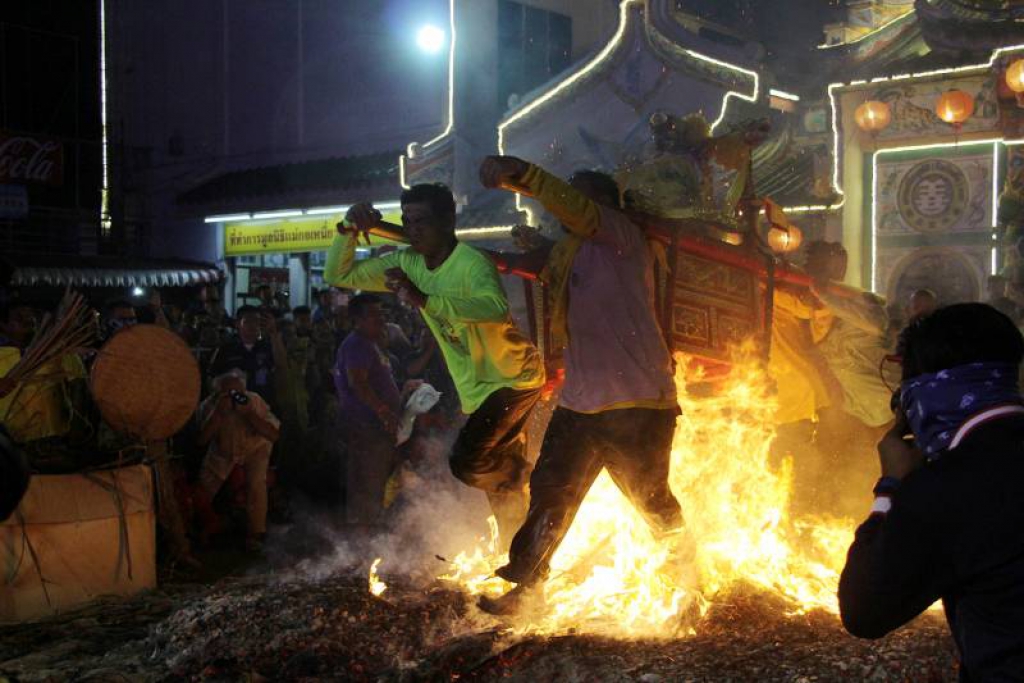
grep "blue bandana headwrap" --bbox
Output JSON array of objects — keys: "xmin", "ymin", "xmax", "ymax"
[{"xmin": 900, "ymin": 362, "xmax": 1022, "ymax": 460}]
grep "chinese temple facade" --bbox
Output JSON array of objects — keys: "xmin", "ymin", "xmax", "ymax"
[{"xmin": 404, "ymin": 0, "xmax": 1024, "ymax": 304}]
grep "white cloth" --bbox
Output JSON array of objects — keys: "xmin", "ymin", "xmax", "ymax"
[{"xmin": 397, "ymin": 383, "xmax": 441, "ymax": 445}]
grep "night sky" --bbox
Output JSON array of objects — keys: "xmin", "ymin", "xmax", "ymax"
[{"xmin": 679, "ymin": 0, "xmax": 846, "ymax": 76}]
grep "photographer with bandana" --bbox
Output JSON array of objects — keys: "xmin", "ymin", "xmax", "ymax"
[{"xmin": 838, "ymin": 303, "xmax": 1024, "ymax": 681}]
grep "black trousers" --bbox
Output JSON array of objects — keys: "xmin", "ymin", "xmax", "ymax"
[
  {"xmin": 450, "ymin": 386, "xmax": 541, "ymax": 546},
  {"xmin": 501, "ymin": 406, "xmax": 683, "ymax": 585}
]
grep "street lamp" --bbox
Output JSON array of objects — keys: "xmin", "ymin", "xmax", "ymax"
[{"xmin": 416, "ymin": 24, "xmax": 445, "ymax": 54}]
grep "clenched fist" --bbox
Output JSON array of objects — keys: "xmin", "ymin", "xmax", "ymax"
[
  {"xmin": 479, "ymin": 155, "xmax": 530, "ymax": 190},
  {"xmin": 338, "ymin": 202, "xmax": 382, "ymax": 238},
  {"xmin": 385, "ymin": 267, "xmax": 427, "ymax": 309}
]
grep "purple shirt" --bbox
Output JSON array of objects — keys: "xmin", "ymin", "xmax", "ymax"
[
  {"xmin": 334, "ymin": 332, "xmax": 401, "ymax": 428},
  {"xmin": 559, "ymin": 206, "xmax": 677, "ymax": 413}
]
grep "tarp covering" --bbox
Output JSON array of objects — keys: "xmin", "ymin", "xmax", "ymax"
[{"xmin": 0, "ymin": 464, "xmax": 156, "ymax": 622}]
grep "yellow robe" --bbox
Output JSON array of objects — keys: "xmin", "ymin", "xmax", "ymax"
[
  {"xmin": 811, "ymin": 288, "xmax": 898, "ymax": 428},
  {"xmin": 768, "ymin": 287, "xmax": 834, "ymax": 424},
  {"xmin": 0, "ymin": 349, "xmax": 87, "ymax": 443}
]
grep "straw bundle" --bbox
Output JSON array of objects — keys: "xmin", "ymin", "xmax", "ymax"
[{"xmin": 2, "ymin": 290, "xmax": 95, "ymax": 386}]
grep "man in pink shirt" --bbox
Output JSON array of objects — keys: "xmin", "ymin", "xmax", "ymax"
[{"xmin": 477, "ymin": 156, "xmax": 685, "ymax": 614}]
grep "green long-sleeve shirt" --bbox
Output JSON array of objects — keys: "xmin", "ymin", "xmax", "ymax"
[{"xmin": 324, "ymin": 233, "xmax": 544, "ymax": 413}]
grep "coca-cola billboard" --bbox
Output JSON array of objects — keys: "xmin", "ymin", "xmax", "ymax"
[{"xmin": 0, "ymin": 132, "xmax": 64, "ymax": 186}]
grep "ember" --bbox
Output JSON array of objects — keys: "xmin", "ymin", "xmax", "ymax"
[
  {"xmin": 0, "ymin": 576, "xmax": 956, "ymax": 681},
  {"xmin": 8, "ymin": 0, "xmax": 1021, "ymax": 679},
  {"xmin": 369, "ymin": 557, "xmax": 388, "ymax": 597}
]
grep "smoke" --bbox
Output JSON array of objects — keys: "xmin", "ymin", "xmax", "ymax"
[
  {"xmin": 372, "ymin": 431, "xmax": 494, "ymax": 576},
  {"xmin": 266, "ymin": 425, "xmax": 494, "ymax": 587},
  {"xmin": 774, "ymin": 413, "xmax": 881, "ymax": 523}
]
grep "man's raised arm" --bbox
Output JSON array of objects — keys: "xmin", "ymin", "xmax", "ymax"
[
  {"xmin": 323, "ymin": 202, "xmax": 400, "ymax": 292},
  {"xmin": 480, "ymin": 156, "xmax": 600, "ymax": 240}
]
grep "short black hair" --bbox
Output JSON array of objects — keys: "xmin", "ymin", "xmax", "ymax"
[
  {"xmin": 569, "ymin": 170, "xmax": 620, "ymax": 208},
  {"xmin": 901, "ymin": 303, "xmax": 1024, "ymax": 380},
  {"xmin": 292, "ymin": 305, "xmax": 312, "ymax": 316},
  {"xmin": 400, "ymin": 183, "xmax": 456, "ymax": 223},
  {"xmin": 348, "ymin": 293, "xmax": 382, "ymax": 320},
  {"xmin": 236, "ymin": 304, "xmax": 260, "ymax": 319}
]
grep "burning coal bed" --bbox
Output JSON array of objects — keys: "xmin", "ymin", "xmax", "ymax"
[
  {"xmin": 0, "ymin": 355, "xmax": 959, "ymax": 680},
  {"xmin": 0, "ymin": 574, "xmax": 955, "ymax": 682}
]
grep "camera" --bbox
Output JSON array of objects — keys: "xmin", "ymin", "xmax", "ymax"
[{"xmin": 228, "ymin": 389, "xmax": 249, "ymax": 406}]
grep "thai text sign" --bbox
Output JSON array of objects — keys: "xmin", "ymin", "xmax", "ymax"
[
  {"xmin": 0, "ymin": 132, "xmax": 63, "ymax": 186},
  {"xmin": 224, "ymin": 212, "xmax": 400, "ymax": 256}
]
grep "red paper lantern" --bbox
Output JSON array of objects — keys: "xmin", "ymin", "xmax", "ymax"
[
  {"xmin": 854, "ymin": 100, "xmax": 892, "ymax": 133},
  {"xmin": 935, "ymin": 90, "xmax": 975, "ymax": 126},
  {"xmin": 767, "ymin": 224, "xmax": 803, "ymax": 253},
  {"xmin": 1006, "ymin": 59, "xmax": 1024, "ymax": 94}
]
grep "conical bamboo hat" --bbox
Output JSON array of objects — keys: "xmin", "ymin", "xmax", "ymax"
[{"xmin": 91, "ymin": 324, "xmax": 200, "ymax": 441}]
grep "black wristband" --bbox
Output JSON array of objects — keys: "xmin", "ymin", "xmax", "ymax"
[{"xmin": 873, "ymin": 476, "xmax": 902, "ymax": 497}]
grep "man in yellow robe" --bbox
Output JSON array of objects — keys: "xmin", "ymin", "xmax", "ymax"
[{"xmin": 0, "ymin": 303, "xmax": 87, "ymax": 452}]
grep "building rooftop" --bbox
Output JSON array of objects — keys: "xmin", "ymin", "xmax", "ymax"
[{"xmin": 177, "ymin": 151, "xmax": 400, "ymax": 210}]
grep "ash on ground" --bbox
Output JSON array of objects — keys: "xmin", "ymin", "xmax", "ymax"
[{"xmin": 0, "ymin": 569, "xmax": 957, "ymax": 682}]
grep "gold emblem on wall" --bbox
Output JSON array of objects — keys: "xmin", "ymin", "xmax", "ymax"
[{"xmin": 897, "ymin": 159, "xmax": 970, "ymax": 233}]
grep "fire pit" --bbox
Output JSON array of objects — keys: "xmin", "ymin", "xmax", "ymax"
[{"xmin": 0, "ymin": 574, "xmax": 955, "ymax": 681}]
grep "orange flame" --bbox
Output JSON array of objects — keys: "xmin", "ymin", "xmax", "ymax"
[
  {"xmin": 369, "ymin": 557, "xmax": 388, "ymax": 597},
  {"xmin": 438, "ymin": 346, "xmax": 860, "ymax": 635}
]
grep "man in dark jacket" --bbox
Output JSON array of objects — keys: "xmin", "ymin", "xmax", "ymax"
[
  {"xmin": 838, "ymin": 303, "xmax": 1024, "ymax": 681},
  {"xmin": 208, "ymin": 305, "xmax": 286, "ymax": 411}
]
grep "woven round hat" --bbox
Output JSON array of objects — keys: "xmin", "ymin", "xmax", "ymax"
[{"xmin": 91, "ymin": 324, "xmax": 201, "ymax": 441}]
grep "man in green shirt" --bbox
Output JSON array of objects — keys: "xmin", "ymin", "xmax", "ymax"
[{"xmin": 325, "ymin": 183, "xmax": 545, "ymax": 544}]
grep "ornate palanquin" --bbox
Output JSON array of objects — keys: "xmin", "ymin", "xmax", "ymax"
[{"xmin": 664, "ymin": 244, "xmax": 762, "ymax": 365}]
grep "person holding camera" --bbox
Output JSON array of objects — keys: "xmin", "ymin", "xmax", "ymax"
[
  {"xmin": 838, "ymin": 303, "xmax": 1024, "ymax": 680},
  {"xmin": 194, "ymin": 369, "xmax": 280, "ymax": 552}
]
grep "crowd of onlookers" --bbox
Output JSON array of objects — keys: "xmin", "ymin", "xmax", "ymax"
[
  {"xmin": 5, "ymin": 265, "xmax": 1024, "ymax": 562},
  {"xmin": 0, "ymin": 280, "xmax": 460, "ymax": 561},
  {"xmin": 177, "ymin": 283, "xmax": 461, "ymax": 555}
]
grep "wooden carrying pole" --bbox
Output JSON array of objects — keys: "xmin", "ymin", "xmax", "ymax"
[{"xmin": 361, "ymin": 220, "xmax": 858, "ymax": 300}]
